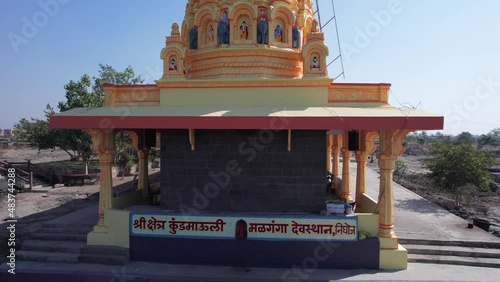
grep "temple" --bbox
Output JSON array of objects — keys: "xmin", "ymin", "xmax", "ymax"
[{"xmin": 50, "ymin": 0, "xmax": 443, "ymax": 270}]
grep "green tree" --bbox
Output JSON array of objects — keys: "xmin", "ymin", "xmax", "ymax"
[
  {"xmin": 453, "ymin": 131, "xmax": 475, "ymax": 145},
  {"xmin": 417, "ymin": 131, "xmax": 429, "ymax": 144},
  {"xmin": 16, "ymin": 64, "xmax": 144, "ymax": 174},
  {"xmin": 433, "ymin": 132, "xmax": 451, "ymax": 143},
  {"xmin": 478, "ymin": 134, "xmax": 500, "ymax": 148},
  {"xmin": 404, "ymin": 134, "xmax": 417, "ymax": 146},
  {"xmin": 424, "ymin": 143, "xmax": 496, "ymax": 208},
  {"xmin": 491, "ymin": 128, "xmax": 500, "ymax": 137},
  {"xmin": 57, "ymin": 64, "xmax": 143, "ymax": 173}
]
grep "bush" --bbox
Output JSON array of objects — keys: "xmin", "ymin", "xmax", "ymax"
[
  {"xmin": 394, "ymin": 159, "xmax": 407, "ymax": 181},
  {"xmin": 424, "ymin": 142, "xmax": 497, "ymax": 207}
]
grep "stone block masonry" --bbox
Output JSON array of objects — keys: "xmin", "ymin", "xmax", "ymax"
[{"xmin": 160, "ymin": 129, "xmax": 326, "ymax": 213}]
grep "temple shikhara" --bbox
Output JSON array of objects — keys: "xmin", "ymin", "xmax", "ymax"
[{"xmin": 50, "ymin": 0, "xmax": 443, "ymax": 270}]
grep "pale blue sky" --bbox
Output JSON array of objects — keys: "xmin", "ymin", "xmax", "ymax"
[{"xmin": 1, "ymin": 0, "xmax": 499, "ymax": 135}]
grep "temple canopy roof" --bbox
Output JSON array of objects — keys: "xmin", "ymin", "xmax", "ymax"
[{"xmin": 50, "ymin": 105, "xmax": 443, "ymax": 130}]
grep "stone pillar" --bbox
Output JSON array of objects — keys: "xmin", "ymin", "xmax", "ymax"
[
  {"xmin": 355, "ymin": 131, "xmax": 378, "ymax": 211},
  {"xmin": 341, "ymin": 132, "xmax": 352, "ymax": 202},
  {"xmin": 377, "ymin": 130, "xmax": 411, "ymax": 248},
  {"xmin": 378, "ymin": 154, "xmax": 397, "ymax": 239},
  {"xmin": 355, "ymin": 152, "xmax": 368, "ymax": 204},
  {"xmin": 326, "ymin": 135, "xmax": 333, "ymax": 173},
  {"xmin": 86, "ymin": 129, "xmax": 116, "ymax": 232},
  {"xmin": 332, "ymin": 135, "xmax": 342, "ymax": 178},
  {"xmin": 137, "ymin": 147, "xmax": 150, "ymax": 202},
  {"xmin": 97, "ymin": 151, "xmax": 114, "ymax": 228}
]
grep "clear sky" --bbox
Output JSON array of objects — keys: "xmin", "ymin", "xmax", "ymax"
[{"xmin": 1, "ymin": 0, "xmax": 499, "ymax": 135}]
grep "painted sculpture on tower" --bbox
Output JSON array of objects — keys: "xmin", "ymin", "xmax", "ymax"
[
  {"xmin": 169, "ymin": 58, "xmax": 178, "ymax": 72},
  {"xmin": 218, "ymin": 10, "xmax": 230, "ymax": 44},
  {"xmin": 207, "ymin": 24, "xmax": 215, "ymax": 43},
  {"xmin": 274, "ymin": 25, "xmax": 283, "ymax": 42},
  {"xmin": 292, "ymin": 26, "xmax": 301, "ymax": 48},
  {"xmin": 311, "ymin": 56, "xmax": 320, "ymax": 69},
  {"xmin": 189, "ymin": 25, "xmax": 198, "ymax": 49},
  {"xmin": 257, "ymin": 8, "xmax": 268, "ymax": 44},
  {"xmin": 240, "ymin": 21, "xmax": 249, "ymax": 39}
]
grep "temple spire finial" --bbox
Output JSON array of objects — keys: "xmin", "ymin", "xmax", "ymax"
[{"xmin": 171, "ymin": 23, "xmax": 180, "ymax": 36}]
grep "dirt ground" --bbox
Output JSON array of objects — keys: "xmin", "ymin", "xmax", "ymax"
[
  {"xmin": 378, "ymin": 154, "xmax": 500, "ymax": 232},
  {"xmin": 0, "ymin": 147, "xmax": 70, "ymax": 164},
  {"xmin": 0, "ymin": 147, "xmax": 160, "ymax": 232}
]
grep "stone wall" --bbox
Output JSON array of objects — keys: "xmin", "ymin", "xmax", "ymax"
[{"xmin": 160, "ymin": 129, "xmax": 326, "ymax": 213}]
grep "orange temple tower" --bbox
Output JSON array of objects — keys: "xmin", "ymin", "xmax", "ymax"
[{"xmin": 51, "ymin": 0, "xmax": 443, "ymax": 270}]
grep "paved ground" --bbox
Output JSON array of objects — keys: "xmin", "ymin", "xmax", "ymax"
[
  {"xmin": 348, "ymin": 164, "xmax": 500, "ymax": 242},
  {"xmin": 2, "ymin": 260, "xmax": 500, "ymax": 281},
  {"xmin": 2, "ymin": 166, "xmax": 500, "ymax": 281}
]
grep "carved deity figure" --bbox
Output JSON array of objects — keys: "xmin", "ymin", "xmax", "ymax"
[
  {"xmin": 189, "ymin": 25, "xmax": 198, "ymax": 49},
  {"xmin": 257, "ymin": 8, "xmax": 268, "ymax": 44},
  {"xmin": 292, "ymin": 26, "xmax": 301, "ymax": 48},
  {"xmin": 169, "ymin": 58, "xmax": 178, "ymax": 72},
  {"xmin": 312, "ymin": 19, "xmax": 319, "ymax": 32},
  {"xmin": 310, "ymin": 56, "xmax": 320, "ymax": 69},
  {"xmin": 207, "ymin": 24, "xmax": 214, "ymax": 42},
  {"xmin": 240, "ymin": 21, "xmax": 249, "ymax": 39},
  {"xmin": 274, "ymin": 25, "xmax": 283, "ymax": 42},
  {"xmin": 218, "ymin": 10, "xmax": 230, "ymax": 44}
]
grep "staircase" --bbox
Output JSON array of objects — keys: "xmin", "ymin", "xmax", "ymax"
[
  {"xmin": 0, "ymin": 160, "xmax": 53, "ymax": 189},
  {"xmin": 18, "ymin": 223, "xmax": 130, "ymax": 265},
  {"xmin": 13, "ymin": 162, "xmax": 52, "ymax": 188},
  {"xmin": 400, "ymin": 238, "xmax": 500, "ymax": 268}
]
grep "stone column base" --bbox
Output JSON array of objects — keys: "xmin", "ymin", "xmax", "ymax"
[
  {"xmin": 87, "ymin": 209, "xmax": 131, "ymax": 248},
  {"xmin": 380, "ymin": 244, "xmax": 408, "ymax": 270},
  {"xmin": 379, "ymin": 236, "xmax": 399, "ymax": 249}
]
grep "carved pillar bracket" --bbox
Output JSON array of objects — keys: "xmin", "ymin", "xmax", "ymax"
[
  {"xmin": 85, "ymin": 129, "xmax": 116, "ymax": 231},
  {"xmin": 377, "ymin": 130, "xmax": 411, "ymax": 239},
  {"xmin": 126, "ymin": 130, "xmax": 150, "ymax": 204},
  {"xmin": 355, "ymin": 131, "xmax": 378, "ymax": 210}
]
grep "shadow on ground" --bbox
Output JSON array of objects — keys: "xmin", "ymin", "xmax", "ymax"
[{"xmin": 395, "ymin": 198, "xmax": 450, "ymax": 218}]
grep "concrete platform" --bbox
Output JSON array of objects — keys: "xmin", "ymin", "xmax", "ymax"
[
  {"xmin": 349, "ymin": 165, "xmax": 500, "ymax": 242},
  {"xmin": 2, "ymin": 260, "xmax": 500, "ymax": 281},
  {"xmin": 3, "ymin": 166, "xmax": 500, "ymax": 280}
]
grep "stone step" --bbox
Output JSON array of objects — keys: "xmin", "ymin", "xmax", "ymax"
[
  {"xmin": 17, "ymin": 250, "xmax": 79, "ymax": 263},
  {"xmin": 21, "ymin": 240, "xmax": 86, "ymax": 254},
  {"xmin": 408, "ymin": 254, "xmax": 500, "ymax": 268},
  {"xmin": 37, "ymin": 227, "xmax": 93, "ymax": 234},
  {"xmin": 399, "ymin": 238, "xmax": 500, "ymax": 249},
  {"xmin": 79, "ymin": 253, "xmax": 129, "ymax": 265},
  {"xmin": 81, "ymin": 245, "xmax": 130, "ymax": 256},
  {"xmin": 41, "ymin": 223, "xmax": 94, "ymax": 229},
  {"xmin": 31, "ymin": 233, "xmax": 87, "ymax": 242},
  {"xmin": 404, "ymin": 244, "xmax": 500, "ymax": 259}
]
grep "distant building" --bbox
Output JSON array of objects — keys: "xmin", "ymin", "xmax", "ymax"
[{"xmin": 3, "ymin": 129, "xmax": 13, "ymax": 136}]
